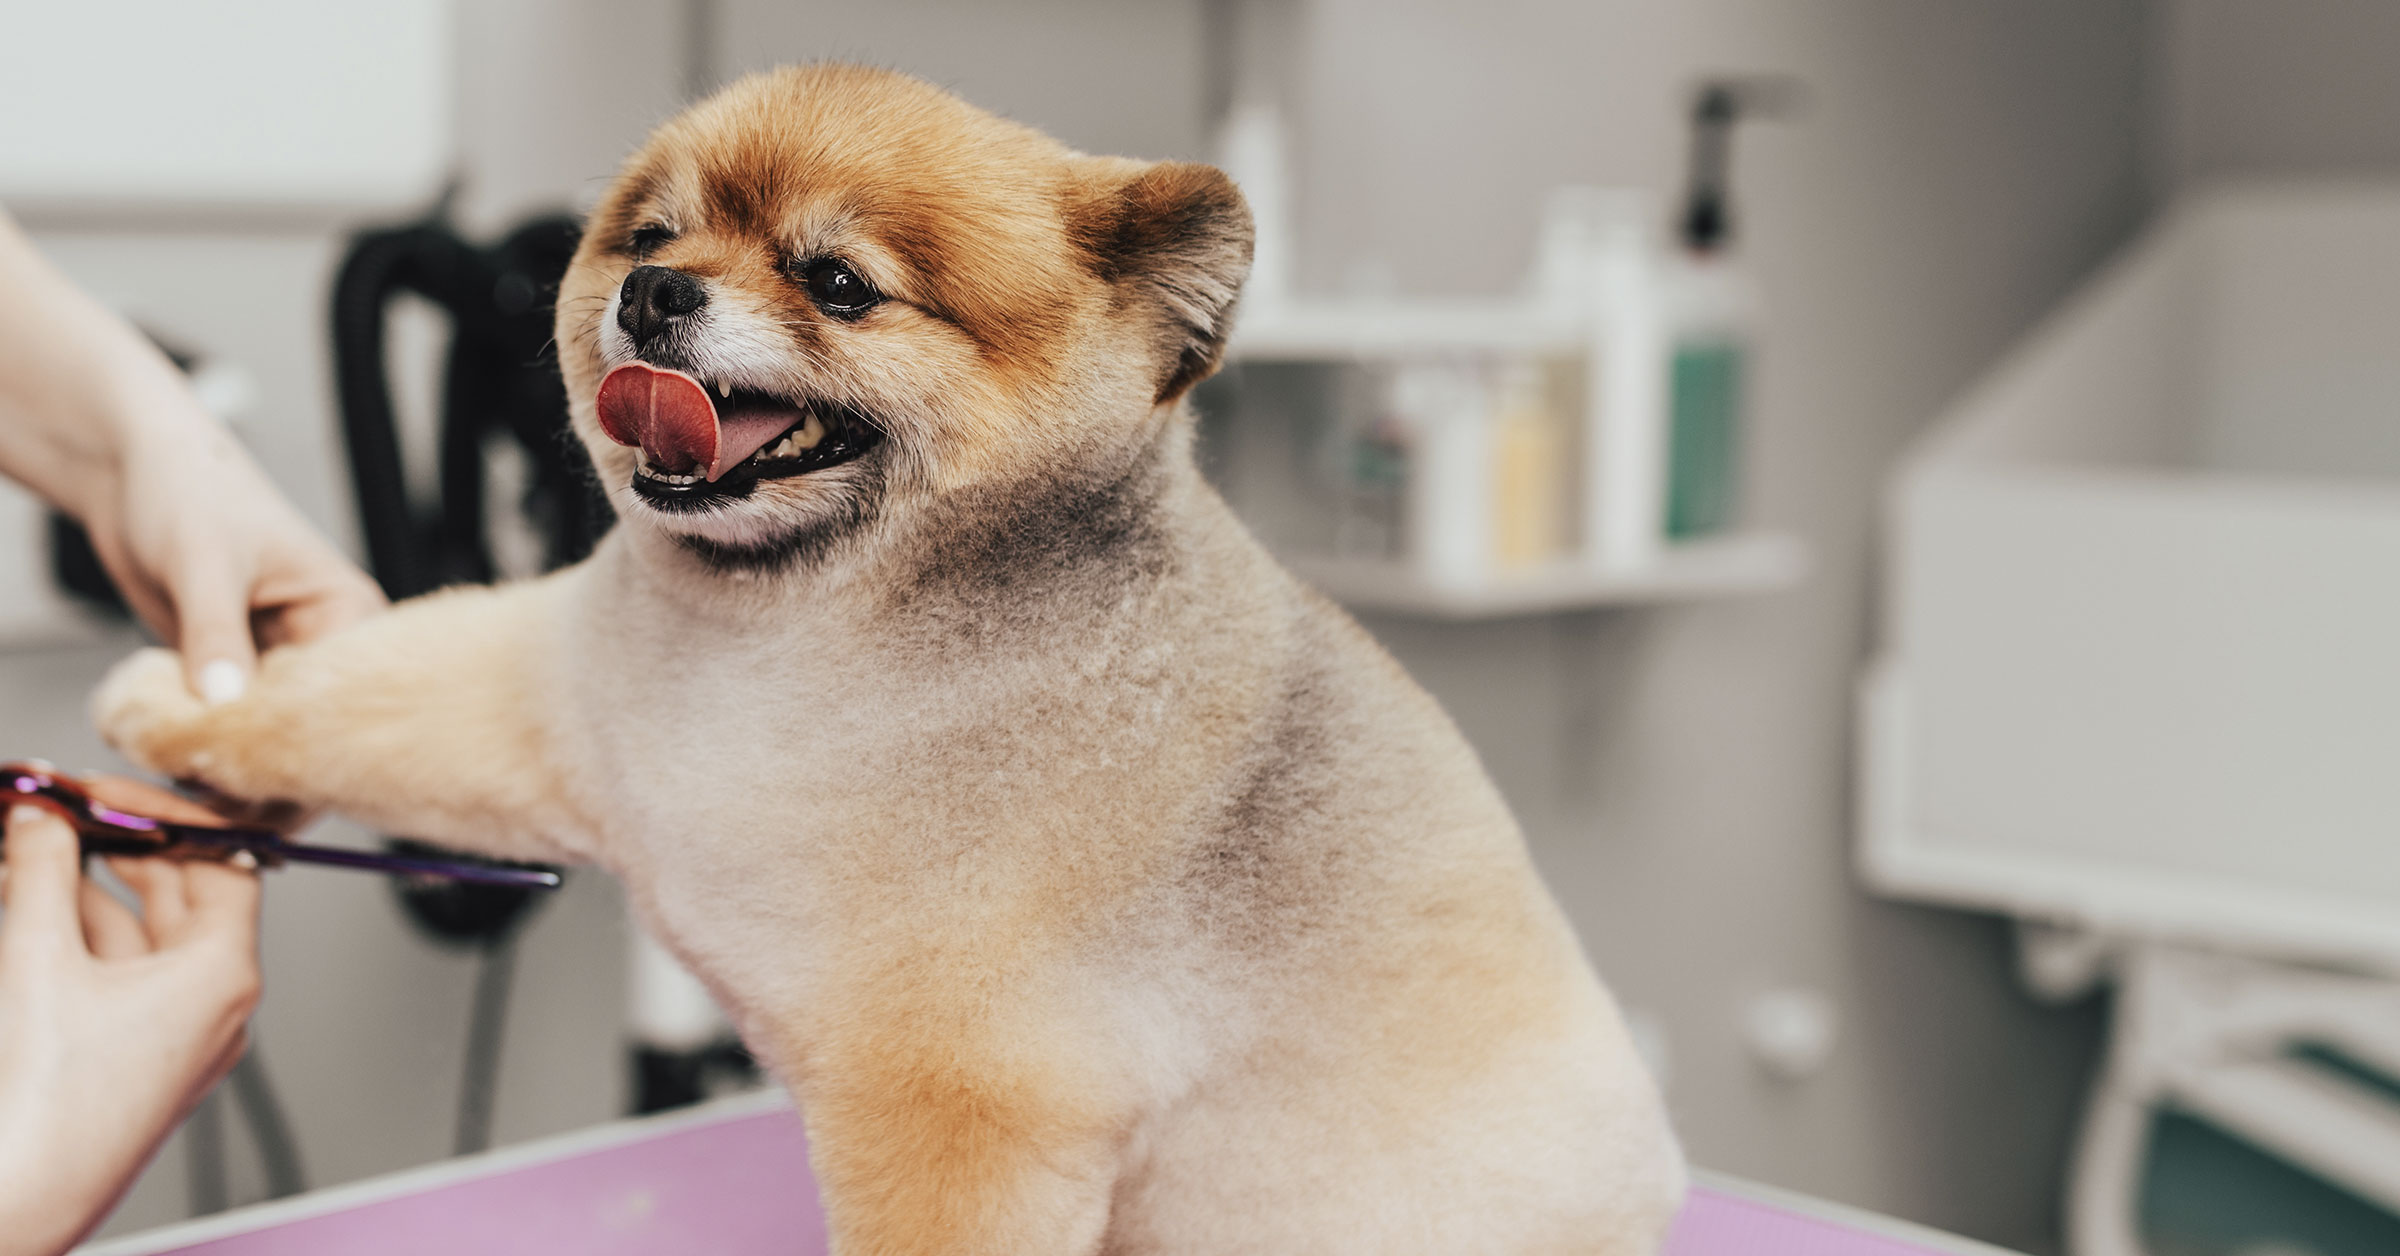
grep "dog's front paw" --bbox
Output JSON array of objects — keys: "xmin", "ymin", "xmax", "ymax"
[{"xmin": 92, "ymin": 648, "xmax": 225, "ymax": 784}]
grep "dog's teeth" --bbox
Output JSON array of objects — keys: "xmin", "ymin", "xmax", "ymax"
[
  {"xmin": 719, "ymin": 380, "xmax": 732, "ymax": 399},
  {"xmin": 750, "ymin": 412, "xmax": 828, "ymax": 463}
]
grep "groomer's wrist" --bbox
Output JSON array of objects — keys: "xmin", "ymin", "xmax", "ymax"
[
  {"xmin": 0, "ymin": 1120, "xmax": 93, "ymax": 1256},
  {"xmin": 10, "ymin": 414, "xmax": 124, "ymax": 537},
  {"xmin": 88, "ymin": 355, "xmax": 243, "ymax": 512},
  {"xmin": 35, "ymin": 335, "xmax": 191, "ymax": 529},
  {"xmin": 91, "ymin": 341, "xmax": 215, "ymax": 455}
]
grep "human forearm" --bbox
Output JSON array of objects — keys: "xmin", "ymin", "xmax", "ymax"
[
  {"xmin": 0, "ymin": 205, "xmax": 213, "ymax": 528},
  {"xmin": 0, "ymin": 203, "xmax": 385, "ymax": 689}
]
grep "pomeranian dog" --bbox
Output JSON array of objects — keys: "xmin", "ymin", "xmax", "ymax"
[{"xmin": 97, "ymin": 64, "xmax": 1681, "ymax": 1255}]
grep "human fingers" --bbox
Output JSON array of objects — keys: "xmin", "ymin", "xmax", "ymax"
[
  {"xmin": 88, "ymin": 531, "xmax": 182, "ymax": 647},
  {"xmin": 165, "ymin": 889, "xmax": 263, "ymax": 1054},
  {"xmin": 81, "ymin": 872, "xmax": 152, "ymax": 958},
  {"xmin": 115, "ymin": 574, "xmax": 181, "ymax": 651},
  {"xmin": 251, "ymin": 541, "xmax": 386, "ymax": 650},
  {"xmin": 167, "ymin": 553, "xmax": 261, "ymax": 705},
  {"xmin": 2, "ymin": 805, "xmax": 86, "ymax": 952},
  {"xmin": 82, "ymin": 773, "xmax": 233, "ymax": 828},
  {"xmin": 180, "ymin": 854, "xmax": 262, "ymax": 954},
  {"xmin": 112, "ymin": 850, "xmax": 194, "ymax": 945}
]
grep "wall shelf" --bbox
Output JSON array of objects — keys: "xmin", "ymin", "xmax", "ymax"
[
  {"xmin": 1227, "ymin": 300, "xmax": 1587, "ymax": 361},
  {"xmin": 1287, "ymin": 532, "xmax": 1807, "ymax": 619},
  {"xmin": 1223, "ymin": 298, "xmax": 1801, "ymax": 618}
]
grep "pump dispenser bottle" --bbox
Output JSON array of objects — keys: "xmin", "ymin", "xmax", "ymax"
[{"xmin": 1659, "ymin": 81, "xmax": 1772, "ymax": 542}]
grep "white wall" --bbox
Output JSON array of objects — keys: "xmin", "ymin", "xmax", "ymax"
[
  {"xmin": 447, "ymin": 0, "xmax": 687, "ymax": 234},
  {"xmin": 708, "ymin": 0, "xmax": 1211, "ymax": 162},
  {"xmin": 2152, "ymin": 0, "xmax": 2400, "ymax": 194}
]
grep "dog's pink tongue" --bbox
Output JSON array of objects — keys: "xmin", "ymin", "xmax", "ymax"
[
  {"xmin": 596, "ymin": 363, "xmax": 718, "ymax": 476},
  {"xmin": 715, "ymin": 409, "xmax": 801, "ymax": 479}
]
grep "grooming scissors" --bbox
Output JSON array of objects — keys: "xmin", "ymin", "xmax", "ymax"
[{"xmin": 2, "ymin": 760, "xmax": 561, "ymax": 889}]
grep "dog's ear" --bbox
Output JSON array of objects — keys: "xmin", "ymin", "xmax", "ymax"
[{"xmin": 1071, "ymin": 161, "xmax": 1254, "ymax": 405}]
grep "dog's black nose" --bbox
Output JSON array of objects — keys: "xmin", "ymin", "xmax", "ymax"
[{"xmin": 617, "ymin": 265, "xmax": 708, "ymax": 347}]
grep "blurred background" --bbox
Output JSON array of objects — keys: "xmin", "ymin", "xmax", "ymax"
[{"xmin": 6, "ymin": 3, "xmax": 2400, "ymax": 1254}]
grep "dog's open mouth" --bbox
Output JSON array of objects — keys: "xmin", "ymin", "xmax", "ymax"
[
  {"xmin": 597, "ymin": 362, "xmax": 883, "ymax": 510},
  {"xmin": 631, "ymin": 391, "xmax": 882, "ymax": 510}
]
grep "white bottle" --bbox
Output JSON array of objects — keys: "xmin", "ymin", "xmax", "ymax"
[
  {"xmin": 1392, "ymin": 361, "xmax": 1492, "ymax": 586},
  {"xmin": 1653, "ymin": 79, "xmax": 1776, "ymax": 542},
  {"xmin": 1213, "ymin": 100, "xmax": 1294, "ymax": 316},
  {"xmin": 1548, "ymin": 192, "xmax": 1762, "ymax": 568},
  {"xmin": 1575, "ymin": 191, "xmax": 1670, "ymax": 571}
]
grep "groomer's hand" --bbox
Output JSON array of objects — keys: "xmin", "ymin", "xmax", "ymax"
[
  {"xmin": 0, "ymin": 204, "xmax": 385, "ymax": 703},
  {"xmin": 0, "ymin": 807, "xmax": 262, "ymax": 1256},
  {"xmin": 91, "ymin": 411, "xmax": 387, "ymax": 703}
]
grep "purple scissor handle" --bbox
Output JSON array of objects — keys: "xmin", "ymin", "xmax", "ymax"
[{"xmin": 2, "ymin": 760, "xmax": 561, "ymax": 890}]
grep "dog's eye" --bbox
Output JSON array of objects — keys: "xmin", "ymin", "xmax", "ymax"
[
  {"xmin": 797, "ymin": 258, "xmax": 880, "ymax": 317},
  {"xmin": 628, "ymin": 224, "xmax": 676, "ymax": 257}
]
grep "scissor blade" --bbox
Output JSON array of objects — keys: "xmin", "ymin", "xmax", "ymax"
[{"xmin": 272, "ymin": 841, "xmax": 564, "ymax": 888}]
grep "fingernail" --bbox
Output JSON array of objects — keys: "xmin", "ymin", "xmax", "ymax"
[
  {"xmin": 6, "ymin": 804, "xmax": 62, "ymax": 837},
  {"xmin": 199, "ymin": 660, "xmax": 247, "ymax": 706},
  {"xmin": 230, "ymin": 850, "xmax": 260, "ymax": 871}
]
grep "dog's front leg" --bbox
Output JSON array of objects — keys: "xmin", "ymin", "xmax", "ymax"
[
  {"xmin": 798, "ymin": 1023, "xmax": 1126, "ymax": 1256},
  {"xmin": 92, "ymin": 575, "xmax": 589, "ymax": 863}
]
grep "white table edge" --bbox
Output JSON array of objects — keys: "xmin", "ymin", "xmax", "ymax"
[
  {"xmin": 83, "ymin": 1103, "xmax": 2021, "ymax": 1256},
  {"xmin": 78, "ymin": 1089, "xmax": 796, "ymax": 1254}
]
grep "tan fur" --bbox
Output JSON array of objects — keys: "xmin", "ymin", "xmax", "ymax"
[{"xmin": 94, "ymin": 64, "xmax": 1683, "ymax": 1255}]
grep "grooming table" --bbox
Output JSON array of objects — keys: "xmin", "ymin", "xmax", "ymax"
[{"xmin": 81, "ymin": 1092, "xmax": 2017, "ymax": 1255}]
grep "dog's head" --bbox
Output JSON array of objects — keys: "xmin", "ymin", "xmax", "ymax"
[{"xmin": 556, "ymin": 64, "xmax": 1252, "ymax": 572}]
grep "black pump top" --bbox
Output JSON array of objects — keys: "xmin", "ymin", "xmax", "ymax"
[{"xmin": 1677, "ymin": 78, "xmax": 1800, "ymax": 256}]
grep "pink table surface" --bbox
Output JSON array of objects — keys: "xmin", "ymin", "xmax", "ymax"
[{"xmin": 85, "ymin": 1095, "xmax": 2014, "ymax": 1256}]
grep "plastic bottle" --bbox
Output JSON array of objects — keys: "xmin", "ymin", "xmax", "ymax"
[
  {"xmin": 1659, "ymin": 82, "xmax": 1769, "ymax": 541},
  {"xmin": 1564, "ymin": 189, "xmax": 1670, "ymax": 571},
  {"xmin": 1658, "ymin": 250, "xmax": 1758, "ymax": 540},
  {"xmin": 1394, "ymin": 361, "xmax": 1492, "ymax": 583},
  {"xmin": 1488, "ymin": 359, "xmax": 1572, "ymax": 570},
  {"xmin": 1213, "ymin": 100, "xmax": 1294, "ymax": 316}
]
